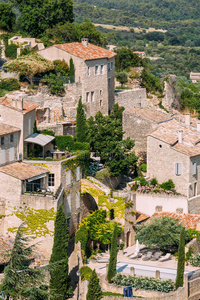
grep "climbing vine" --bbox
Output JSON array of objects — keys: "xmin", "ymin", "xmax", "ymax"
[
  {"xmin": 98, "ymin": 195, "xmax": 125, "ymax": 219},
  {"xmin": 8, "ymin": 207, "xmax": 56, "ymax": 237},
  {"xmin": 62, "ymin": 150, "xmax": 90, "ymax": 177},
  {"xmin": 81, "ymin": 182, "xmax": 104, "ymax": 198}
]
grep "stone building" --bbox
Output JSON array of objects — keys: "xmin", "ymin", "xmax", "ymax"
[
  {"xmin": 38, "ymin": 38, "xmax": 116, "ymax": 117},
  {"xmin": 0, "ymin": 95, "xmax": 38, "ymax": 158},
  {"xmin": 115, "ymin": 88, "xmax": 147, "ymax": 111},
  {"xmin": 147, "ymin": 115, "xmax": 200, "ymax": 204},
  {"xmin": 123, "ymin": 107, "xmax": 172, "ymax": 155}
]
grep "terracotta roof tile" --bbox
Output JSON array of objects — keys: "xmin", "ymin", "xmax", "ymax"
[
  {"xmin": 0, "ymin": 162, "xmax": 48, "ymax": 180},
  {"xmin": 0, "ymin": 123, "xmax": 20, "ymax": 136},
  {"xmin": 152, "ymin": 212, "xmax": 200, "ymax": 229},
  {"xmin": 0, "ymin": 96, "xmax": 38, "ymax": 114},
  {"xmin": 55, "ymin": 43, "xmax": 117, "ymax": 60},
  {"xmin": 136, "ymin": 211, "xmax": 150, "ymax": 223},
  {"xmin": 126, "ymin": 108, "xmax": 172, "ymax": 124},
  {"xmin": 147, "ymin": 119, "xmax": 200, "ymax": 157}
]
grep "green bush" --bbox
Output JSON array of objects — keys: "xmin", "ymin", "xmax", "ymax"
[
  {"xmin": 40, "ymin": 129, "xmax": 54, "ymax": 136},
  {"xmin": 75, "ymin": 224, "xmax": 89, "ymax": 253},
  {"xmin": 189, "ymin": 253, "xmax": 200, "ymax": 266},
  {"xmin": 53, "ymin": 59, "xmax": 70, "ymax": 76},
  {"xmin": 5, "ymin": 43, "xmax": 18, "ymax": 59},
  {"xmin": 55, "ymin": 136, "xmax": 89, "ymax": 153},
  {"xmin": 139, "ymin": 164, "xmax": 147, "ymax": 172},
  {"xmin": 150, "ymin": 178, "xmax": 158, "ymax": 186},
  {"xmin": 73, "ymin": 142, "xmax": 90, "ymax": 151},
  {"xmin": 0, "ymin": 78, "xmax": 20, "ymax": 91},
  {"xmin": 45, "ymin": 157, "xmax": 53, "ymax": 161},
  {"xmin": 160, "ymin": 179, "xmax": 175, "ymax": 191},
  {"xmin": 134, "ymin": 176, "xmax": 148, "ymax": 186},
  {"xmin": 44, "ymin": 73, "xmax": 65, "ymax": 96},
  {"xmin": 80, "ymin": 266, "xmax": 92, "ymax": 281},
  {"xmin": 112, "ymin": 273, "xmax": 175, "ymax": 293}
]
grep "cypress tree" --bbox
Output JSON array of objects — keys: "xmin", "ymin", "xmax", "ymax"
[
  {"xmin": 76, "ymin": 97, "xmax": 87, "ymax": 142},
  {"xmin": 107, "ymin": 223, "xmax": 118, "ymax": 283},
  {"xmin": 86, "ymin": 269, "xmax": 102, "ymax": 300},
  {"xmin": 50, "ymin": 205, "xmax": 72, "ymax": 299},
  {"xmin": 69, "ymin": 58, "xmax": 75, "ymax": 83},
  {"xmin": 175, "ymin": 227, "xmax": 185, "ymax": 289}
]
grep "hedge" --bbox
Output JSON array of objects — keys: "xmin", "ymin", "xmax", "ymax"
[
  {"xmin": 80, "ymin": 266, "xmax": 92, "ymax": 281},
  {"xmin": 112, "ymin": 273, "xmax": 175, "ymax": 293},
  {"xmin": 55, "ymin": 135, "xmax": 90, "ymax": 152},
  {"xmin": 0, "ymin": 78, "xmax": 20, "ymax": 91}
]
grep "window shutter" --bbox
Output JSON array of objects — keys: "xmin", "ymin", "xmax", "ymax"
[
  {"xmin": 193, "ymin": 162, "xmax": 197, "ymax": 175},
  {"xmin": 67, "ymin": 193, "xmax": 71, "ymax": 213},
  {"xmin": 179, "ymin": 163, "xmax": 182, "ymax": 175},
  {"xmin": 175, "ymin": 163, "xmax": 178, "ymax": 175}
]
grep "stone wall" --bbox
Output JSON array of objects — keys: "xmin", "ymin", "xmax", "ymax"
[
  {"xmin": 114, "ymin": 88, "xmax": 147, "ymax": 110},
  {"xmin": 188, "ymin": 276, "xmax": 200, "ymax": 299},
  {"xmin": 163, "ymin": 75, "xmax": 181, "ymax": 111},
  {"xmin": 136, "ymin": 193, "xmax": 188, "ymax": 216},
  {"xmin": 188, "ymin": 196, "xmax": 200, "ymax": 214},
  {"xmin": 97, "ymin": 172, "xmax": 121, "ymax": 189}
]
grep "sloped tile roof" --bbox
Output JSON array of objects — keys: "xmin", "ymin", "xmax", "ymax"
[
  {"xmin": 0, "ymin": 96, "xmax": 38, "ymax": 114},
  {"xmin": 126, "ymin": 108, "xmax": 172, "ymax": 124},
  {"xmin": 0, "ymin": 123, "xmax": 20, "ymax": 137},
  {"xmin": 147, "ymin": 119, "xmax": 200, "ymax": 157},
  {"xmin": 0, "ymin": 162, "xmax": 48, "ymax": 180},
  {"xmin": 152, "ymin": 212, "xmax": 200, "ymax": 229},
  {"xmin": 55, "ymin": 43, "xmax": 117, "ymax": 60},
  {"xmin": 136, "ymin": 211, "xmax": 150, "ymax": 223}
]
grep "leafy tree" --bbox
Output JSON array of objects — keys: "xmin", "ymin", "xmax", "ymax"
[
  {"xmin": 116, "ymin": 71, "xmax": 128, "ymax": 86},
  {"xmin": 141, "ymin": 69, "xmax": 163, "ymax": 94},
  {"xmin": 4, "ymin": 43, "xmax": 18, "ymax": 59},
  {"xmin": 54, "ymin": 59, "xmax": 70, "ymax": 76},
  {"xmin": 76, "ymin": 97, "xmax": 87, "ymax": 142},
  {"xmin": 0, "ymin": 224, "xmax": 48, "ymax": 299},
  {"xmin": 107, "ymin": 224, "xmax": 118, "ymax": 283},
  {"xmin": 49, "ymin": 205, "xmax": 72, "ymax": 299},
  {"xmin": 136, "ymin": 216, "xmax": 188, "ymax": 250},
  {"xmin": 115, "ymin": 47, "xmax": 143, "ymax": 71},
  {"xmin": 44, "ymin": 73, "xmax": 65, "ymax": 96},
  {"xmin": 10, "ymin": 0, "xmax": 74, "ymax": 37},
  {"xmin": 0, "ymin": 3, "xmax": 16, "ymax": 31},
  {"xmin": 86, "ymin": 269, "xmax": 102, "ymax": 300},
  {"xmin": 175, "ymin": 228, "xmax": 185, "ymax": 289}
]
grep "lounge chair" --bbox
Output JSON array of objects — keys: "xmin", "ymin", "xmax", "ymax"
[
  {"xmin": 129, "ymin": 251, "xmax": 142, "ymax": 259},
  {"xmin": 142, "ymin": 251, "xmax": 153, "ymax": 261},
  {"xmin": 96, "ymin": 258, "xmax": 109, "ymax": 263},
  {"xmin": 151, "ymin": 251, "xmax": 162, "ymax": 261},
  {"xmin": 159, "ymin": 253, "xmax": 171, "ymax": 262}
]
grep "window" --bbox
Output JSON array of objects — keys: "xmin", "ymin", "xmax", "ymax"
[
  {"xmin": 108, "ymin": 62, "xmax": 110, "ymax": 72},
  {"xmin": 10, "ymin": 134, "xmax": 13, "ymax": 143},
  {"xmin": 91, "ymin": 91, "xmax": 94, "ymax": 102},
  {"xmin": 110, "ymin": 61, "xmax": 113, "ymax": 70},
  {"xmin": 100, "ymin": 100, "xmax": 102, "ymax": 106},
  {"xmin": 1, "ymin": 137, "xmax": 4, "ymax": 146},
  {"xmin": 194, "ymin": 182, "xmax": 197, "ymax": 196},
  {"xmin": 100, "ymin": 90, "xmax": 102, "ymax": 95},
  {"xmin": 86, "ymin": 92, "xmax": 89, "ymax": 103},
  {"xmin": 100, "ymin": 65, "xmax": 103, "ymax": 74},
  {"xmin": 76, "ymin": 192, "xmax": 80, "ymax": 208},
  {"xmin": 175, "ymin": 163, "xmax": 182, "ymax": 175},
  {"xmin": 108, "ymin": 78, "xmax": 111, "ymax": 89},
  {"xmin": 48, "ymin": 174, "xmax": 55, "ymax": 186},
  {"xmin": 76, "ymin": 166, "xmax": 81, "ymax": 181},
  {"xmin": 66, "ymin": 170, "xmax": 71, "ymax": 185},
  {"xmin": 67, "ymin": 193, "xmax": 71, "ymax": 213},
  {"xmin": 193, "ymin": 162, "xmax": 197, "ymax": 175},
  {"xmin": 87, "ymin": 66, "xmax": 90, "ymax": 76},
  {"xmin": 0, "ymin": 149, "xmax": 5, "ymax": 164},
  {"xmin": 95, "ymin": 65, "xmax": 98, "ymax": 75}
]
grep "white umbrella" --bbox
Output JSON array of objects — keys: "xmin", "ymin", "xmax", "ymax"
[{"xmin": 135, "ymin": 239, "xmax": 139, "ymax": 253}]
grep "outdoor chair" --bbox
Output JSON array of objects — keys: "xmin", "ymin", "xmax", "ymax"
[
  {"xmin": 159, "ymin": 253, "xmax": 171, "ymax": 262},
  {"xmin": 129, "ymin": 251, "xmax": 142, "ymax": 259},
  {"xmin": 142, "ymin": 251, "xmax": 153, "ymax": 261},
  {"xmin": 151, "ymin": 251, "xmax": 162, "ymax": 261}
]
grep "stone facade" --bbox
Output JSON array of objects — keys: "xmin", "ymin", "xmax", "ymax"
[
  {"xmin": 0, "ymin": 129, "xmax": 20, "ymax": 166},
  {"xmin": 38, "ymin": 41, "xmax": 116, "ymax": 118},
  {"xmin": 115, "ymin": 88, "xmax": 147, "ymax": 110}
]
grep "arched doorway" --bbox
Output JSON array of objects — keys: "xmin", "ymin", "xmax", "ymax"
[{"xmin": 126, "ymin": 231, "xmax": 130, "ymax": 248}]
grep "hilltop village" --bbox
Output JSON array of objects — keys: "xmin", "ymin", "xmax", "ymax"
[{"xmin": 1, "ymin": 15, "xmax": 200, "ymax": 300}]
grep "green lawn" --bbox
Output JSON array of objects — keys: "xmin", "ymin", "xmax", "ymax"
[{"xmin": 102, "ymin": 292, "xmax": 123, "ymax": 297}]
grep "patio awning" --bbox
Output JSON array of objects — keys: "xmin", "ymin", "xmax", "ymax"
[
  {"xmin": 27, "ymin": 173, "xmax": 47, "ymax": 182},
  {"xmin": 24, "ymin": 133, "xmax": 55, "ymax": 147}
]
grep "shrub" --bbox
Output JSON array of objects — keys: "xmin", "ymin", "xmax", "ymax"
[
  {"xmin": 80, "ymin": 266, "xmax": 93, "ymax": 281},
  {"xmin": 55, "ymin": 135, "xmax": 73, "ymax": 152},
  {"xmin": 5, "ymin": 43, "xmax": 18, "ymax": 59},
  {"xmin": 160, "ymin": 179, "xmax": 175, "ymax": 191},
  {"xmin": 0, "ymin": 78, "xmax": 20, "ymax": 91},
  {"xmin": 112, "ymin": 273, "xmax": 175, "ymax": 293},
  {"xmin": 150, "ymin": 178, "xmax": 158, "ymax": 186},
  {"xmin": 75, "ymin": 224, "xmax": 89, "ymax": 253},
  {"xmin": 119, "ymin": 242, "xmax": 125, "ymax": 250},
  {"xmin": 116, "ymin": 71, "xmax": 128, "ymax": 86},
  {"xmin": 189, "ymin": 253, "xmax": 200, "ymax": 266},
  {"xmin": 134, "ymin": 177, "xmax": 148, "ymax": 187},
  {"xmin": 44, "ymin": 73, "xmax": 65, "ymax": 96},
  {"xmin": 45, "ymin": 157, "xmax": 53, "ymax": 161},
  {"xmin": 53, "ymin": 59, "xmax": 70, "ymax": 76},
  {"xmin": 139, "ymin": 163, "xmax": 147, "ymax": 172},
  {"xmin": 40, "ymin": 129, "xmax": 54, "ymax": 136}
]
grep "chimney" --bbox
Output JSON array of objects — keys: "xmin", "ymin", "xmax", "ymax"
[
  {"xmin": 81, "ymin": 38, "xmax": 88, "ymax": 47},
  {"xmin": 16, "ymin": 98, "xmax": 23, "ymax": 110},
  {"xmin": 178, "ymin": 130, "xmax": 183, "ymax": 143},
  {"xmin": 197, "ymin": 122, "xmax": 200, "ymax": 133},
  {"xmin": 12, "ymin": 98, "xmax": 17, "ymax": 108},
  {"xmin": 185, "ymin": 113, "xmax": 191, "ymax": 126}
]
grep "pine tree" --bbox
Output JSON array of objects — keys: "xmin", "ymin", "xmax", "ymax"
[
  {"xmin": 76, "ymin": 97, "xmax": 87, "ymax": 142},
  {"xmin": 175, "ymin": 227, "xmax": 185, "ymax": 289},
  {"xmin": 0, "ymin": 224, "xmax": 48, "ymax": 299},
  {"xmin": 86, "ymin": 269, "xmax": 102, "ymax": 300},
  {"xmin": 50, "ymin": 205, "xmax": 72, "ymax": 299},
  {"xmin": 107, "ymin": 223, "xmax": 118, "ymax": 283}
]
